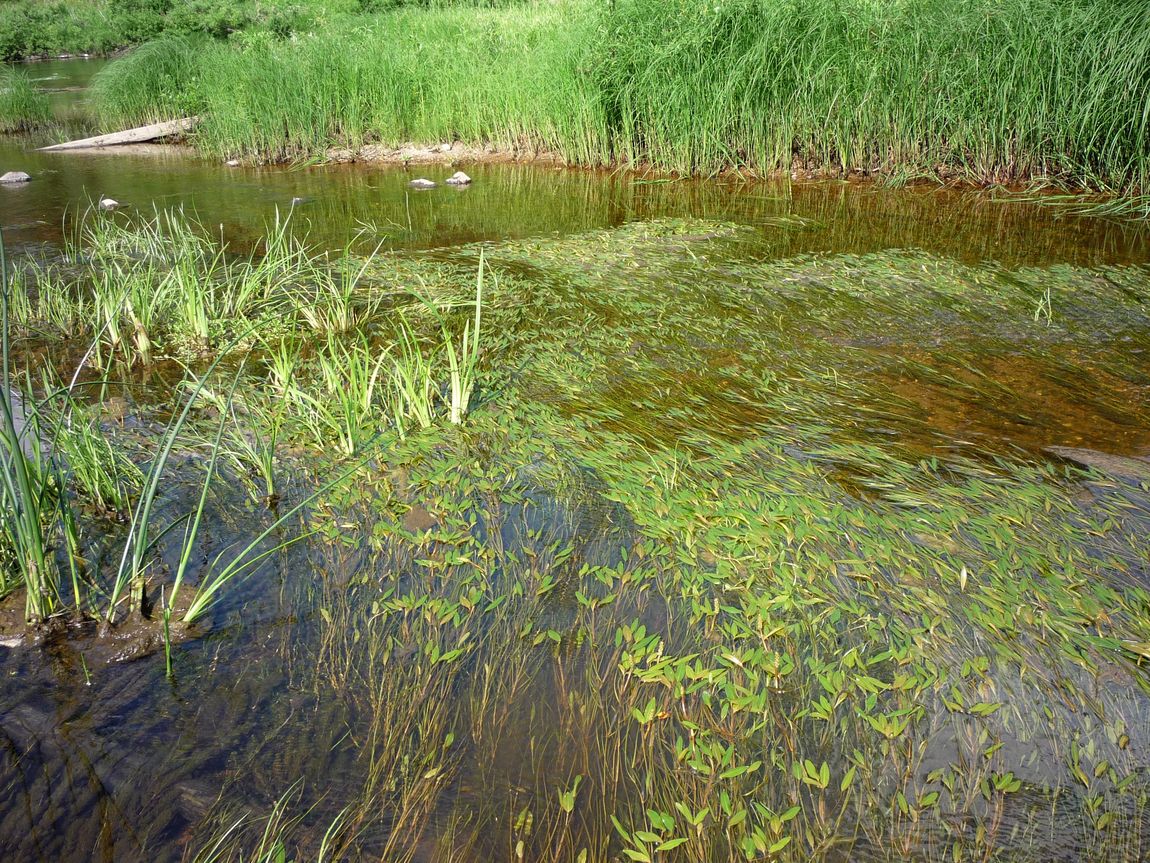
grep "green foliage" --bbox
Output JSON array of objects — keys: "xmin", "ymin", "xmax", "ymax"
[
  {"xmin": 0, "ymin": 0, "xmax": 131, "ymax": 60},
  {"xmin": 0, "ymin": 0, "xmax": 357, "ymax": 60},
  {"xmin": 86, "ymin": 0, "xmax": 1150, "ymax": 194},
  {"xmin": 595, "ymin": 0, "xmax": 1150, "ymax": 190},
  {"xmin": 5, "ymin": 202, "xmax": 1150, "ymax": 857},
  {"xmin": 88, "ymin": 35, "xmax": 207, "ymax": 126},
  {"xmin": 0, "ymin": 66, "xmax": 51, "ymax": 132},
  {"xmin": 85, "ymin": 4, "xmax": 606, "ymax": 161}
]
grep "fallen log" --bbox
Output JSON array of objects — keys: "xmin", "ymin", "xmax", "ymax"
[{"xmin": 38, "ymin": 117, "xmax": 198, "ymax": 152}]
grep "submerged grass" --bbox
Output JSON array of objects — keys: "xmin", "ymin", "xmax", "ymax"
[
  {"xmin": 5, "ymin": 208, "xmax": 1150, "ymax": 860},
  {"xmin": 189, "ymin": 217, "xmax": 1150, "ymax": 862},
  {"xmin": 88, "ymin": 0, "xmax": 1150, "ymax": 194}
]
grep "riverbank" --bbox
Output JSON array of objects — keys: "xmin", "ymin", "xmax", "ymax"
[{"xmin": 74, "ymin": 0, "xmax": 1150, "ymax": 199}]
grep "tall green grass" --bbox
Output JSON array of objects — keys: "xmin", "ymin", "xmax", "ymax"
[
  {"xmin": 0, "ymin": 67, "xmax": 51, "ymax": 132},
  {"xmin": 91, "ymin": 0, "xmax": 1150, "ymax": 194},
  {"xmin": 92, "ymin": 4, "xmax": 611, "ymax": 164},
  {"xmin": 87, "ymin": 35, "xmax": 206, "ymax": 127},
  {"xmin": 595, "ymin": 0, "xmax": 1150, "ymax": 190}
]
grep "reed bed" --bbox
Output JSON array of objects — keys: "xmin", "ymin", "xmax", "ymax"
[
  {"xmin": 0, "ymin": 65, "xmax": 51, "ymax": 132},
  {"xmin": 88, "ymin": 0, "xmax": 1150, "ymax": 195},
  {"xmin": 92, "ymin": 5, "xmax": 610, "ymax": 164}
]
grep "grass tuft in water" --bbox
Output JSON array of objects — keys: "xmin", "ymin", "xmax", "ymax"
[{"xmin": 0, "ymin": 66, "xmax": 51, "ymax": 132}]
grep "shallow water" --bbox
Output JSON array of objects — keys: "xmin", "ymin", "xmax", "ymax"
[
  {"xmin": 4, "ymin": 63, "xmax": 1149, "ymax": 269},
  {"xmin": 2, "ymin": 60, "xmax": 1150, "ymax": 863}
]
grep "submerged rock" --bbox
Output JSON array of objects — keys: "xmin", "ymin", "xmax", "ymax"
[
  {"xmin": 1046, "ymin": 446, "xmax": 1150, "ymax": 481},
  {"xmin": 402, "ymin": 504, "xmax": 438, "ymax": 533},
  {"xmin": 409, "ymin": 177, "xmax": 437, "ymax": 189},
  {"xmin": 99, "ymin": 197, "xmax": 120, "ymax": 212},
  {"xmin": 445, "ymin": 170, "xmax": 472, "ymax": 186},
  {"xmin": 0, "ymin": 171, "xmax": 31, "ymax": 184}
]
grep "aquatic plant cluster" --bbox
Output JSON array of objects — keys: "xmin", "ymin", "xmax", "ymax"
[
  {"xmin": 0, "ymin": 66, "xmax": 51, "ymax": 132},
  {"xmin": 0, "ymin": 208, "xmax": 482, "ymax": 659},
  {"xmin": 2, "ymin": 207, "xmax": 1150, "ymax": 860},
  {"xmin": 84, "ymin": 0, "xmax": 1150, "ymax": 195}
]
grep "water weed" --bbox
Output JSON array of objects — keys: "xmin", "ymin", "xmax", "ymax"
[{"xmin": 4, "ymin": 208, "xmax": 1150, "ymax": 860}]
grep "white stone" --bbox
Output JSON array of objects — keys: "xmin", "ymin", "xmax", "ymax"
[
  {"xmin": 445, "ymin": 171, "xmax": 472, "ymax": 186},
  {"xmin": 0, "ymin": 171, "xmax": 31, "ymax": 184},
  {"xmin": 99, "ymin": 197, "xmax": 120, "ymax": 211},
  {"xmin": 225, "ymin": 159, "xmax": 240, "ymax": 167},
  {"xmin": 408, "ymin": 178, "xmax": 437, "ymax": 190}
]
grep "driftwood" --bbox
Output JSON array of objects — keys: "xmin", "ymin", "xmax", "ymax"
[{"xmin": 38, "ymin": 117, "xmax": 198, "ymax": 152}]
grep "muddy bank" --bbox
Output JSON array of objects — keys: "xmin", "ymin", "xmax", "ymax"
[
  {"xmin": 320, "ymin": 140, "xmax": 1130, "ymax": 201},
  {"xmin": 324, "ymin": 140, "xmax": 565, "ymax": 168}
]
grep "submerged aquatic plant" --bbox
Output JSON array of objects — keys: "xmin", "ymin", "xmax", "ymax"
[{"xmin": 6, "ymin": 206, "xmax": 1150, "ymax": 860}]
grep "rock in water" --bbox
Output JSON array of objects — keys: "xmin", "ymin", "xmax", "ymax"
[
  {"xmin": 0, "ymin": 171, "xmax": 31, "ymax": 184},
  {"xmin": 98, "ymin": 197, "xmax": 120, "ymax": 212},
  {"xmin": 445, "ymin": 171, "xmax": 472, "ymax": 186},
  {"xmin": 225, "ymin": 159, "xmax": 240, "ymax": 167},
  {"xmin": 1045, "ymin": 446, "xmax": 1150, "ymax": 481},
  {"xmin": 409, "ymin": 178, "xmax": 437, "ymax": 189}
]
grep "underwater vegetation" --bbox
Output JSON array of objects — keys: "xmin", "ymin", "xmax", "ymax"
[{"xmin": 2, "ymin": 209, "xmax": 1150, "ymax": 861}]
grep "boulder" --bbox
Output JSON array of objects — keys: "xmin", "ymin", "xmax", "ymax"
[
  {"xmin": 0, "ymin": 171, "xmax": 31, "ymax": 184},
  {"xmin": 98, "ymin": 198, "xmax": 120, "ymax": 212},
  {"xmin": 445, "ymin": 171, "xmax": 472, "ymax": 186},
  {"xmin": 408, "ymin": 178, "xmax": 437, "ymax": 190}
]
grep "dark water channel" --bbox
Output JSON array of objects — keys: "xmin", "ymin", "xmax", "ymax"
[{"xmin": 3, "ymin": 60, "xmax": 1150, "ymax": 863}]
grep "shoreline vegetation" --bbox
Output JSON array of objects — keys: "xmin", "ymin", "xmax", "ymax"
[
  {"xmin": 0, "ymin": 66, "xmax": 51, "ymax": 132},
  {"xmin": 1, "ymin": 0, "xmax": 1147, "ymax": 204},
  {"xmin": 75, "ymin": 0, "xmax": 1149, "ymax": 201}
]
